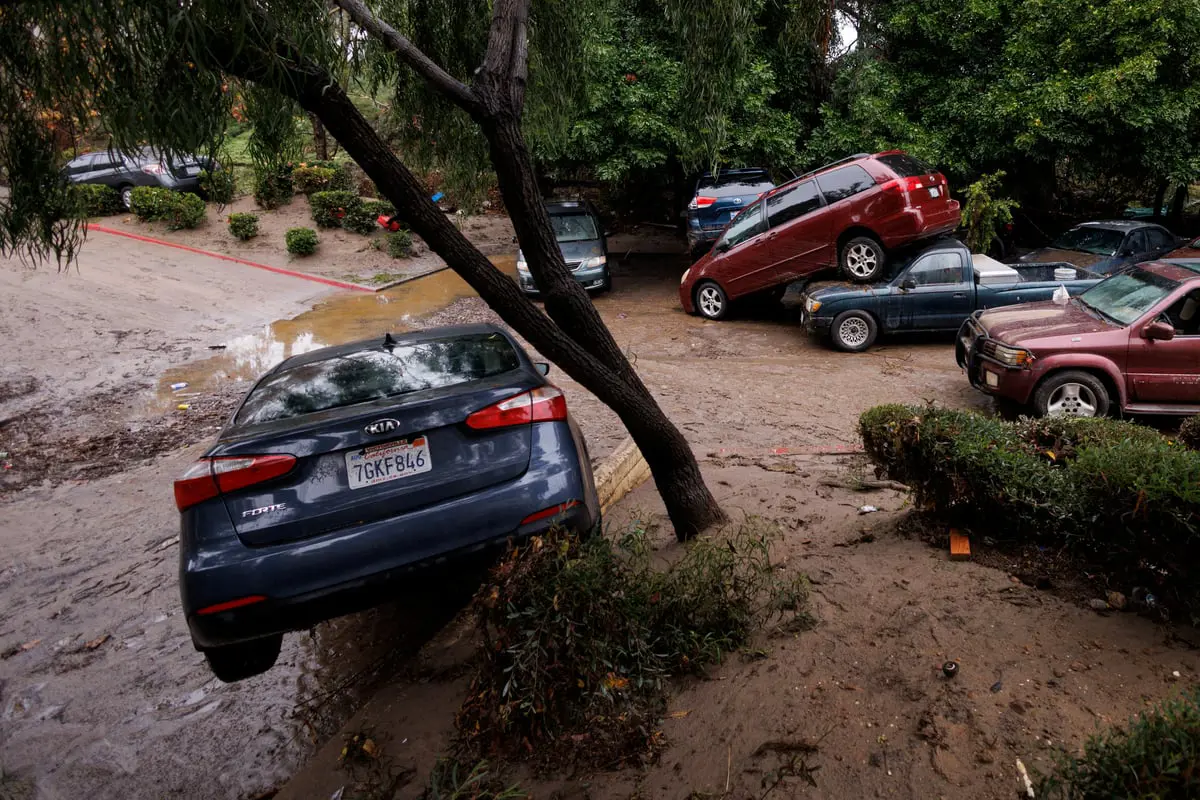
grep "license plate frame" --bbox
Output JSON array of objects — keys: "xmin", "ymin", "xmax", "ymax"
[
  {"xmin": 929, "ymin": 186, "xmax": 941, "ymax": 198},
  {"xmin": 345, "ymin": 436, "xmax": 432, "ymax": 490}
]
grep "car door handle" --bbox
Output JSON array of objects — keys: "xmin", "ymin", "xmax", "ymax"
[{"xmin": 952, "ymin": 293, "xmax": 967, "ymax": 299}]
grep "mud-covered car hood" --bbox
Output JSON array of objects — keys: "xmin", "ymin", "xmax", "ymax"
[
  {"xmin": 806, "ymin": 280, "xmax": 889, "ymax": 303},
  {"xmin": 1018, "ymin": 248, "xmax": 1106, "ymax": 268},
  {"xmin": 978, "ymin": 299, "xmax": 1113, "ymax": 346}
]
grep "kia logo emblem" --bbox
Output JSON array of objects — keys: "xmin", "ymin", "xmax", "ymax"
[{"xmin": 364, "ymin": 418, "xmax": 400, "ymax": 436}]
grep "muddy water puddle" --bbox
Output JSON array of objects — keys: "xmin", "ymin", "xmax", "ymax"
[{"xmin": 155, "ymin": 258, "xmax": 515, "ymax": 409}]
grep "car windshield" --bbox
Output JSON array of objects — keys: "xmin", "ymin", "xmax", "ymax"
[
  {"xmin": 235, "ymin": 333, "xmax": 521, "ymax": 425},
  {"xmin": 1050, "ymin": 227, "xmax": 1125, "ymax": 256},
  {"xmin": 698, "ymin": 170, "xmax": 771, "ymax": 191},
  {"xmin": 550, "ymin": 213, "xmax": 599, "ymax": 243},
  {"xmin": 1076, "ymin": 269, "xmax": 1179, "ymax": 326}
]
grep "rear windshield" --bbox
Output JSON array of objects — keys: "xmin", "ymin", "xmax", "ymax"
[
  {"xmin": 876, "ymin": 153, "xmax": 933, "ymax": 178},
  {"xmin": 1077, "ymin": 268, "xmax": 1179, "ymax": 326},
  {"xmin": 236, "ymin": 333, "xmax": 521, "ymax": 425},
  {"xmin": 698, "ymin": 170, "xmax": 772, "ymax": 191}
]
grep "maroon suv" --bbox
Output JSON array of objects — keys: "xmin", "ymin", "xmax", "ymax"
[
  {"xmin": 680, "ymin": 151, "xmax": 961, "ymax": 320},
  {"xmin": 957, "ymin": 260, "xmax": 1200, "ymax": 417}
]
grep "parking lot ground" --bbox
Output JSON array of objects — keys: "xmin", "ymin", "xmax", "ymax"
[{"xmin": 0, "ymin": 237, "xmax": 1065, "ymax": 800}]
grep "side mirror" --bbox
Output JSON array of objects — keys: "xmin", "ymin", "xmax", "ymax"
[
  {"xmin": 535, "ymin": 362, "xmax": 551, "ymax": 376},
  {"xmin": 900, "ymin": 278, "xmax": 917, "ymax": 291},
  {"xmin": 1144, "ymin": 321, "xmax": 1176, "ymax": 341}
]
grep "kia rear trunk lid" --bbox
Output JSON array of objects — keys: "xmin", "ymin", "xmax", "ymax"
[
  {"xmin": 211, "ymin": 329, "xmax": 540, "ymax": 547},
  {"xmin": 690, "ymin": 169, "xmax": 774, "ymax": 233}
]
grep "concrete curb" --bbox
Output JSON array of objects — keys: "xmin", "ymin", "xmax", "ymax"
[
  {"xmin": 87, "ymin": 224, "xmax": 375, "ymax": 292},
  {"xmin": 593, "ymin": 437, "xmax": 652, "ymax": 513}
]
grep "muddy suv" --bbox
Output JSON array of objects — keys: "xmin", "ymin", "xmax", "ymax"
[
  {"xmin": 957, "ymin": 260, "xmax": 1200, "ymax": 417},
  {"xmin": 679, "ymin": 151, "xmax": 961, "ymax": 320}
]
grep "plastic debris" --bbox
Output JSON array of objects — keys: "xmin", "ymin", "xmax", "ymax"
[
  {"xmin": 941, "ymin": 661, "xmax": 958, "ymax": 678},
  {"xmin": 990, "ymin": 680, "xmax": 1003, "ymax": 693},
  {"xmin": 858, "ymin": 505, "xmax": 879, "ymax": 515},
  {"xmin": 170, "ymin": 382, "xmax": 188, "ymax": 391},
  {"xmin": 431, "ymin": 191, "xmax": 445, "ymax": 203},
  {"xmin": 1088, "ymin": 598, "xmax": 1111, "ymax": 612},
  {"xmin": 1107, "ymin": 591, "xmax": 1127, "ymax": 610},
  {"xmin": 1052, "ymin": 284, "xmax": 1070, "ymax": 305},
  {"xmin": 176, "ymin": 403, "xmax": 190, "ymax": 411},
  {"xmin": 1016, "ymin": 758, "xmax": 1035, "ymax": 798}
]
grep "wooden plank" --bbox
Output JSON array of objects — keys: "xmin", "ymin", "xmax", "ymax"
[{"xmin": 949, "ymin": 528, "xmax": 971, "ymax": 560}]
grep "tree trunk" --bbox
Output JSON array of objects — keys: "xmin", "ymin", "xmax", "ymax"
[
  {"xmin": 1152, "ymin": 181, "xmax": 1168, "ymax": 220},
  {"xmin": 1170, "ymin": 183, "xmax": 1188, "ymax": 224},
  {"xmin": 310, "ymin": 113, "xmax": 329, "ymax": 161},
  {"xmin": 279, "ymin": 74, "xmax": 724, "ymax": 538}
]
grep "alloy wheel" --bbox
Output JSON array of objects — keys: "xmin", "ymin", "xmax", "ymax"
[
  {"xmin": 1046, "ymin": 382, "xmax": 1098, "ymax": 417},
  {"xmin": 845, "ymin": 243, "xmax": 878, "ymax": 278},
  {"xmin": 698, "ymin": 285, "xmax": 724, "ymax": 318},
  {"xmin": 838, "ymin": 316, "xmax": 871, "ymax": 348}
]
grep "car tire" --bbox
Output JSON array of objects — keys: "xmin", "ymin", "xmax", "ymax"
[
  {"xmin": 840, "ymin": 236, "xmax": 887, "ymax": 282},
  {"xmin": 1033, "ymin": 371, "xmax": 1110, "ymax": 418},
  {"xmin": 201, "ymin": 634, "xmax": 282, "ymax": 683},
  {"xmin": 694, "ymin": 281, "xmax": 729, "ymax": 320},
  {"xmin": 118, "ymin": 184, "xmax": 134, "ymax": 211},
  {"xmin": 830, "ymin": 310, "xmax": 878, "ymax": 352}
]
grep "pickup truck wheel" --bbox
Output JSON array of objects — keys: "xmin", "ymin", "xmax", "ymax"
[
  {"xmin": 201, "ymin": 634, "xmax": 282, "ymax": 683},
  {"xmin": 1033, "ymin": 371, "xmax": 1110, "ymax": 418},
  {"xmin": 831, "ymin": 310, "xmax": 878, "ymax": 352},
  {"xmin": 840, "ymin": 236, "xmax": 887, "ymax": 282},
  {"xmin": 695, "ymin": 281, "xmax": 729, "ymax": 320}
]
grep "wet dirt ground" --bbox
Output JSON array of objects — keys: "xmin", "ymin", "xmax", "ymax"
[{"xmin": 5, "ymin": 228, "xmax": 1175, "ymax": 800}]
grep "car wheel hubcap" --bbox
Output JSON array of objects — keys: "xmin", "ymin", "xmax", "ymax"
[
  {"xmin": 1047, "ymin": 383, "xmax": 1097, "ymax": 417},
  {"xmin": 846, "ymin": 243, "xmax": 878, "ymax": 278},
  {"xmin": 838, "ymin": 317, "xmax": 870, "ymax": 347},
  {"xmin": 122, "ymin": 188, "xmax": 132, "ymax": 208},
  {"xmin": 698, "ymin": 286, "xmax": 723, "ymax": 318}
]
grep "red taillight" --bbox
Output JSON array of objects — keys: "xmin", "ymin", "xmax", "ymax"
[
  {"xmin": 197, "ymin": 595, "xmax": 267, "ymax": 616},
  {"xmin": 173, "ymin": 454, "xmax": 297, "ymax": 512},
  {"xmin": 690, "ymin": 196, "xmax": 717, "ymax": 209},
  {"xmin": 466, "ymin": 387, "xmax": 568, "ymax": 430},
  {"xmin": 520, "ymin": 500, "xmax": 581, "ymax": 526}
]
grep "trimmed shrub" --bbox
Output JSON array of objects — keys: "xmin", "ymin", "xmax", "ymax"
[
  {"xmin": 253, "ymin": 164, "xmax": 293, "ymax": 209},
  {"xmin": 291, "ymin": 165, "xmax": 336, "ymax": 194},
  {"xmin": 227, "ymin": 212, "xmax": 259, "ymax": 241},
  {"xmin": 128, "ymin": 188, "xmax": 206, "ymax": 229},
  {"xmin": 386, "ymin": 229, "xmax": 412, "ymax": 258},
  {"xmin": 457, "ymin": 520, "xmax": 808, "ymax": 765},
  {"xmin": 360, "ymin": 199, "xmax": 396, "ymax": 218},
  {"xmin": 309, "ymin": 190, "xmax": 360, "ymax": 228},
  {"xmin": 72, "ymin": 184, "xmax": 122, "ymax": 216},
  {"xmin": 1180, "ymin": 416, "xmax": 1200, "ymax": 450},
  {"xmin": 285, "ymin": 226, "xmax": 318, "ymax": 256},
  {"xmin": 859, "ymin": 405, "xmax": 1200, "ymax": 615},
  {"xmin": 199, "ymin": 168, "xmax": 236, "ymax": 204},
  {"xmin": 1037, "ymin": 689, "xmax": 1200, "ymax": 798},
  {"xmin": 341, "ymin": 204, "xmax": 378, "ymax": 235},
  {"xmin": 168, "ymin": 192, "xmax": 206, "ymax": 230},
  {"xmin": 305, "ymin": 159, "xmax": 355, "ymax": 192}
]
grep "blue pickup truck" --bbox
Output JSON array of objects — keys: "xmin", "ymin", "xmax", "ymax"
[{"xmin": 799, "ymin": 239, "xmax": 1100, "ymax": 351}]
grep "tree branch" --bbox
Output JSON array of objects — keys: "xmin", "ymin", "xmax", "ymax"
[{"xmin": 331, "ymin": 0, "xmax": 480, "ymax": 114}]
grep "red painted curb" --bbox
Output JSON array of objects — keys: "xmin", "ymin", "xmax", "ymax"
[
  {"xmin": 707, "ymin": 445, "xmax": 865, "ymax": 457},
  {"xmin": 88, "ymin": 224, "xmax": 372, "ymax": 292}
]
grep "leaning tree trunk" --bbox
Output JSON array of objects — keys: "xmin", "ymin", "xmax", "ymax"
[
  {"xmin": 266, "ymin": 71, "xmax": 725, "ymax": 538},
  {"xmin": 310, "ymin": 113, "xmax": 329, "ymax": 161}
]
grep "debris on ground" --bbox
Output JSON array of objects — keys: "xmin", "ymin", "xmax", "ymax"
[{"xmin": 858, "ymin": 505, "xmax": 878, "ymax": 515}]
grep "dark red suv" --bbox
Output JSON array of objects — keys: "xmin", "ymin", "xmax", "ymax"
[{"xmin": 679, "ymin": 151, "xmax": 961, "ymax": 320}]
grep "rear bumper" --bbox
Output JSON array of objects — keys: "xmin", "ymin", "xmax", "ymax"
[
  {"xmin": 181, "ymin": 422, "xmax": 598, "ymax": 648},
  {"xmin": 876, "ymin": 200, "xmax": 962, "ymax": 248}
]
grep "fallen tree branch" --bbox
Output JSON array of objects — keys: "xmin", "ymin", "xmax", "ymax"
[{"xmin": 819, "ymin": 478, "xmax": 909, "ymax": 492}]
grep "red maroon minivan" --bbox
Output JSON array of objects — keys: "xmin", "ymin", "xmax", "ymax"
[{"xmin": 680, "ymin": 151, "xmax": 961, "ymax": 320}]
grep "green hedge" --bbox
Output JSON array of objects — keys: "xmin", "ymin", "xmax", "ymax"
[
  {"xmin": 72, "ymin": 184, "xmax": 122, "ymax": 216},
  {"xmin": 386, "ymin": 229, "xmax": 412, "ymax": 258},
  {"xmin": 304, "ymin": 160, "xmax": 355, "ymax": 191},
  {"xmin": 309, "ymin": 190, "xmax": 360, "ymax": 228},
  {"xmin": 291, "ymin": 165, "xmax": 336, "ymax": 194},
  {"xmin": 227, "ymin": 212, "xmax": 259, "ymax": 241},
  {"xmin": 1038, "ymin": 689, "xmax": 1200, "ymax": 798},
  {"xmin": 253, "ymin": 164, "xmax": 293, "ymax": 209},
  {"xmin": 341, "ymin": 204, "xmax": 378, "ymax": 235},
  {"xmin": 199, "ymin": 169, "xmax": 236, "ymax": 204},
  {"xmin": 1180, "ymin": 416, "xmax": 1200, "ymax": 450},
  {"xmin": 285, "ymin": 226, "xmax": 318, "ymax": 256},
  {"xmin": 860, "ymin": 405, "xmax": 1200, "ymax": 616},
  {"xmin": 129, "ymin": 187, "xmax": 206, "ymax": 229}
]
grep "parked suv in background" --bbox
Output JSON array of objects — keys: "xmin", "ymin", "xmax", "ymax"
[
  {"xmin": 517, "ymin": 201, "xmax": 611, "ymax": 295},
  {"xmin": 679, "ymin": 151, "xmax": 961, "ymax": 320},
  {"xmin": 686, "ymin": 168, "xmax": 774, "ymax": 260},
  {"xmin": 64, "ymin": 147, "xmax": 218, "ymax": 209}
]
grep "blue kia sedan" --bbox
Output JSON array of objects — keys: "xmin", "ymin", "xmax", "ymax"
[{"xmin": 175, "ymin": 325, "xmax": 598, "ymax": 681}]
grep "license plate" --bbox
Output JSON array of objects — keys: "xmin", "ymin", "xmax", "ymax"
[
  {"xmin": 929, "ymin": 186, "xmax": 941, "ymax": 198},
  {"xmin": 985, "ymin": 370, "xmax": 1000, "ymax": 388},
  {"xmin": 346, "ymin": 437, "xmax": 432, "ymax": 490}
]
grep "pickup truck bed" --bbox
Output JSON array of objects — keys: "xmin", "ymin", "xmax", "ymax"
[{"xmin": 800, "ymin": 239, "xmax": 1101, "ymax": 351}]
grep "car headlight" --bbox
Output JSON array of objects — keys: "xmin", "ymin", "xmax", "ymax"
[
  {"xmin": 681, "ymin": 268, "xmax": 691, "ymax": 285},
  {"xmin": 804, "ymin": 296, "xmax": 821, "ymax": 313},
  {"xmin": 992, "ymin": 343, "xmax": 1033, "ymax": 367},
  {"xmin": 516, "ymin": 254, "xmax": 529, "ymax": 275},
  {"xmin": 581, "ymin": 255, "xmax": 607, "ymax": 270}
]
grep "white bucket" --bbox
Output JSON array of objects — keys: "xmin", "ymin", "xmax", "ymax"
[{"xmin": 1054, "ymin": 267, "xmax": 1076, "ymax": 281}]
